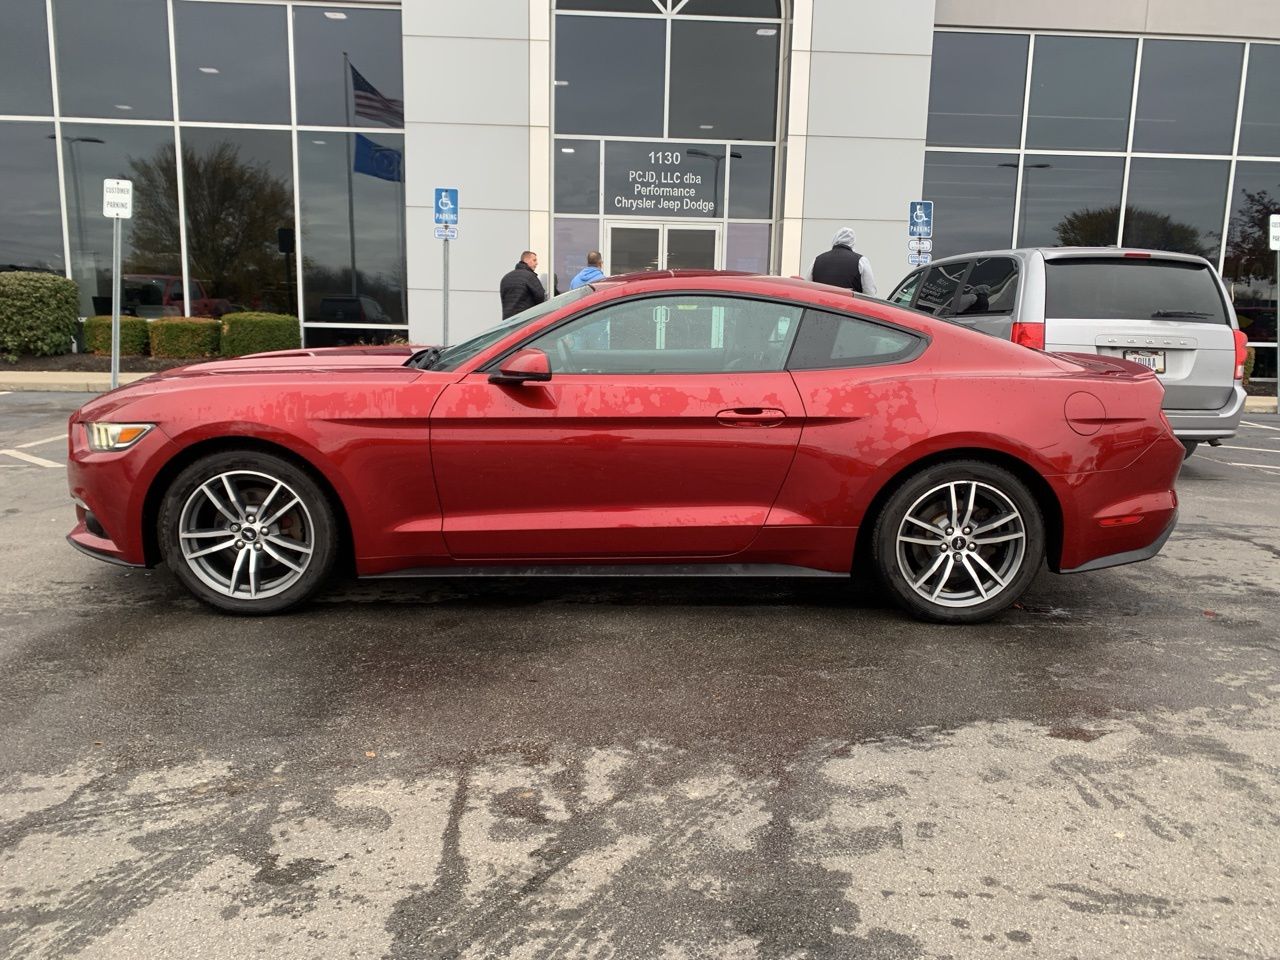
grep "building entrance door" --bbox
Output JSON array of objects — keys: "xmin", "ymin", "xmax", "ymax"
[{"xmin": 606, "ymin": 222, "xmax": 721, "ymax": 274}]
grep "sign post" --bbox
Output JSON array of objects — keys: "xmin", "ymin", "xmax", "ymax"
[
  {"xmin": 102, "ymin": 178, "xmax": 133, "ymax": 390},
  {"xmin": 434, "ymin": 188, "xmax": 459, "ymax": 345},
  {"xmin": 1270, "ymin": 214, "xmax": 1279, "ymax": 400}
]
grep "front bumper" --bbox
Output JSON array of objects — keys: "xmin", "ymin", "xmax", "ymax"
[{"xmin": 1166, "ymin": 384, "xmax": 1246, "ymax": 440}]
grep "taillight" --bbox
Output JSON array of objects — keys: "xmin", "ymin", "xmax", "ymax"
[
  {"xmin": 1233, "ymin": 329, "xmax": 1248, "ymax": 380},
  {"xmin": 1011, "ymin": 322, "xmax": 1045, "ymax": 350}
]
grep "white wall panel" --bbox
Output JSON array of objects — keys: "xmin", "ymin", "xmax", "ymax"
[
  {"xmin": 403, "ymin": 0, "xmax": 531, "ymax": 41},
  {"xmin": 814, "ymin": 0, "xmax": 935, "ymax": 55},
  {"xmin": 404, "ymin": 123, "xmax": 531, "ymax": 211},
  {"xmin": 802, "ymin": 137, "xmax": 927, "ymax": 222},
  {"xmin": 402, "ymin": 37, "xmax": 530, "ymax": 127},
  {"xmin": 806, "ymin": 52, "xmax": 930, "ymax": 141}
]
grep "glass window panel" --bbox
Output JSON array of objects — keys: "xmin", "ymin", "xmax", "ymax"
[
  {"xmin": 914, "ymin": 262, "xmax": 967, "ymax": 316},
  {"xmin": 669, "ymin": 21, "xmax": 778, "ymax": 141},
  {"xmin": 608, "ymin": 226, "xmax": 660, "ymax": 274},
  {"xmin": 555, "ymin": 139, "xmax": 600, "ymax": 214},
  {"xmin": 0, "ymin": 122, "xmax": 63, "ymax": 272},
  {"xmin": 556, "ymin": 218, "xmax": 602, "ymax": 295},
  {"xmin": 927, "ymin": 33, "xmax": 1028, "ymax": 148},
  {"xmin": 725, "ymin": 222, "xmax": 770, "ymax": 273},
  {"xmin": 728, "ymin": 146, "xmax": 773, "ymax": 219},
  {"xmin": 1123, "ymin": 157, "xmax": 1229, "ymax": 261},
  {"xmin": 1240, "ymin": 43, "xmax": 1280, "ymax": 157},
  {"xmin": 299, "ymin": 133, "xmax": 405, "ymax": 327},
  {"xmin": 294, "ymin": 8, "xmax": 403, "ymax": 128},
  {"xmin": 954, "ymin": 257, "xmax": 1019, "ymax": 316},
  {"xmin": 61, "ymin": 123, "xmax": 180, "ymax": 317},
  {"xmin": 665, "ymin": 227, "xmax": 716, "ymax": 270},
  {"xmin": 555, "ymin": 16, "xmax": 664, "ymax": 137},
  {"xmin": 1026, "ymin": 36, "xmax": 1134, "ymax": 151},
  {"xmin": 1018, "ymin": 155, "xmax": 1124, "ymax": 248},
  {"xmin": 556, "ymin": 1, "xmax": 662, "ymax": 12},
  {"xmin": 304, "ymin": 326, "xmax": 405, "ymax": 348},
  {"xmin": 530, "ymin": 295, "xmax": 802, "ymax": 374},
  {"xmin": 1222, "ymin": 160, "xmax": 1279, "ymax": 378},
  {"xmin": 174, "ymin": 2, "xmax": 289, "ymax": 124},
  {"xmin": 0, "ymin": 0, "xmax": 52, "ymax": 116},
  {"xmin": 889, "ymin": 270, "xmax": 922, "ymax": 306},
  {"xmin": 1133, "ymin": 40, "xmax": 1242, "ymax": 155},
  {"xmin": 922, "ymin": 152, "xmax": 1017, "ymax": 258},
  {"xmin": 604, "ymin": 141, "xmax": 725, "ymax": 219},
  {"xmin": 54, "ymin": 0, "xmax": 172, "ymax": 120},
  {"xmin": 678, "ymin": 1, "xmax": 782, "ymax": 16},
  {"xmin": 181, "ymin": 128, "xmax": 295, "ymax": 314},
  {"xmin": 788, "ymin": 310, "xmax": 918, "ymax": 370}
]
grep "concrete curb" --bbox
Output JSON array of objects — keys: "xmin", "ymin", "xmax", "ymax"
[
  {"xmin": 1244, "ymin": 396, "xmax": 1278, "ymax": 414},
  {"xmin": 0, "ymin": 372, "xmax": 153, "ymax": 393}
]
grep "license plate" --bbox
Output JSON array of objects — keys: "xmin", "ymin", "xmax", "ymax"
[{"xmin": 1123, "ymin": 349, "xmax": 1165, "ymax": 374}]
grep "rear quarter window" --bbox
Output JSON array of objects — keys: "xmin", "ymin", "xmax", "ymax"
[{"xmin": 1045, "ymin": 258, "xmax": 1229, "ymax": 324}]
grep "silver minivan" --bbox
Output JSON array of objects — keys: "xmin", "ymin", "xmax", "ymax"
[{"xmin": 888, "ymin": 248, "xmax": 1248, "ymax": 457}]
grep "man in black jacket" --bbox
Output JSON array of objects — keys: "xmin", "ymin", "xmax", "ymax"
[
  {"xmin": 806, "ymin": 227, "xmax": 877, "ymax": 297},
  {"xmin": 499, "ymin": 251, "xmax": 547, "ymax": 320}
]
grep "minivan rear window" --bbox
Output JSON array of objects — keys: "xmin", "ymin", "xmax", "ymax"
[{"xmin": 1045, "ymin": 257, "xmax": 1228, "ymax": 324}]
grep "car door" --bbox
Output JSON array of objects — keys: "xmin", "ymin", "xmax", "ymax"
[{"xmin": 429, "ymin": 293, "xmax": 806, "ymax": 560}]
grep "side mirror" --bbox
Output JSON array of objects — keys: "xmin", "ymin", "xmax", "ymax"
[{"xmin": 489, "ymin": 347, "xmax": 552, "ymax": 385}]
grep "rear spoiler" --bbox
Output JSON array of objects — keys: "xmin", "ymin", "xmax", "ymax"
[{"xmin": 1050, "ymin": 352, "xmax": 1159, "ymax": 379}]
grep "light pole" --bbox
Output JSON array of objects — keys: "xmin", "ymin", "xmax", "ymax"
[{"xmin": 687, "ymin": 148, "xmax": 743, "ymax": 217}]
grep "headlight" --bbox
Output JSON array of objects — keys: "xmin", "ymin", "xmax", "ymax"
[{"xmin": 86, "ymin": 423, "xmax": 154, "ymax": 451}]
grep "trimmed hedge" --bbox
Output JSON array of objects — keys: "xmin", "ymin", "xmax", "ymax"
[
  {"xmin": 84, "ymin": 315, "xmax": 150, "ymax": 356},
  {"xmin": 0, "ymin": 271, "xmax": 79, "ymax": 357},
  {"xmin": 1244, "ymin": 346, "xmax": 1256, "ymax": 385},
  {"xmin": 220, "ymin": 312, "xmax": 301, "ymax": 357},
  {"xmin": 149, "ymin": 317, "xmax": 221, "ymax": 358}
]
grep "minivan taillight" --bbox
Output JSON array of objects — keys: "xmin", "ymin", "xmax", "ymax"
[
  {"xmin": 1233, "ymin": 329, "xmax": 1248, "ymax": 380},
  {"xmin": 1011, "ymin": 322, "xmax": 1045, "ymax": 350}
]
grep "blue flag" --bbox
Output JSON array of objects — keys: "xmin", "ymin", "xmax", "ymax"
[{"xmin": 353, "ymin": 134, "xmax": 402, "ymax": 182}]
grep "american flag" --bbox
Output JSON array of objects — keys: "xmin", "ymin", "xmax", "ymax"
[{"xmin": 350, "ymin": 63, "xmax": 404, "ymax": 127}]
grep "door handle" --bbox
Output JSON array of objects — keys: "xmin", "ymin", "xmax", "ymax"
[{"xmin": 716, "ymin": 407, "xmax": 787, "ymax": 427}]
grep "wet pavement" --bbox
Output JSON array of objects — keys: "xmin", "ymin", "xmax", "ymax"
[{"xmin": 2, "ymin": 392, "xmax": 1278, "ymax": 959}]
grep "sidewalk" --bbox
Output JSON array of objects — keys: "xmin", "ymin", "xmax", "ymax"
[{"xmin": 0, "ymin": 371, "xmax": 153, "ymax": 393}]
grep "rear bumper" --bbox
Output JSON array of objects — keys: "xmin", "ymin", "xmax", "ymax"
[
  {"xmin": 1165, "ymin": 384, "xmax": 1246, "ymax": 440},
  {"xmin": 1059, "ymin": 508, "xmax": 1178, "ymax": 574}
]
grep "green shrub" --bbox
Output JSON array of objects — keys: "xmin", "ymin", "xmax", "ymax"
[
  {"xmin": 0, "ymin": 271, "xmax": 79, "ymax": 357},
  {"xmin": 149, "ymin": 317, "xmax": 221, "ymax": 358},
  {"xmin": 1243, "ymin": 346, "xmax": 1256, "ymax": 385},
  {"xmin": 84, "ymin": 315, "xmax": 150, "ymax": 356},
  {"xmin": 220, "ymin": 312, "xmax": 301, "ymax": 357}
]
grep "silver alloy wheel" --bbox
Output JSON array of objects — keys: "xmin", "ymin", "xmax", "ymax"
[
  {"xmin": 177, "ymin": 469, "xmax": 315, "ymax": 601},
  {"xmin": 895, "ymin": 480, "xmax": 1027, "ymax": 609}
]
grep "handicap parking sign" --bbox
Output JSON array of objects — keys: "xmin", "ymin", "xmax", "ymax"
[
  {"xmin": 434, "ymin": 188, "xmax": 459, "ymax": 225},
  {"xmin": 908, "ymin": 200, "xmax": 933, "ymax": 238}
]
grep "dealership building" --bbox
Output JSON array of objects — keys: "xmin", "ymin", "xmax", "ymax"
[{"xmin": 1, "ymin": 0, "xmax": 1277, "ymax": 381}]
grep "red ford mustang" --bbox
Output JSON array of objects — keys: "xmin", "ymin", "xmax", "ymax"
[{"xmin": 66, "ymin": 273, "xmax": 1181, "ymax": 623}]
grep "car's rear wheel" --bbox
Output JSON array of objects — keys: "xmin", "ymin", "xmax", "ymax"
[
  {"xmin": 158, "ymin": 450, "xmax": 337, "ymax": 614},
  {"xmin": 1181, "ymin": 440, "xmax": 1199, "ymax": 460},
  {"xmin": 872, "ymin": 460, "xmax": 1045, "ymax": 624}
]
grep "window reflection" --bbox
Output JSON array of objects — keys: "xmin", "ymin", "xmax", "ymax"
[
  {"xmin": 728, "ymin": 146, "xmax": 773, "ymax": 219},
  {"xmin": 0, "ymin": 0, "xmax": 52, "ymax": 116},
  {"xmin": 927, "ymin": 33, "xmax": 1027, "ymax": 148},
  {"xmin": 555, "ymin": 16, "xmax": 664, "ymax": 137},
  {"xmin": 1133, "ymin": 40, "xmax": 1241, "ymax": 155},
  {"xmin": 1123, "ymin": 157, "xmax": 1228, "ymax": 261},
  {"xmin": 679, "ymin": 0, "xmax": 781, "ymax": 15},
  {"xmin": 555, "ymin": 139, "xmax": 599, "ymax": 214},
  {"xmin": 61, "ymin": 124, "xmax": 180, "ymax": 317},
  {"xmin": 669, "ymin": 20, "xmax": 779, "ymax": 141},
  {"xmin": 1018, "ymin": 155, "xmax": 1124, "ymax": 248},
  {"xmin": 1222, "ymin": 161, "xmax": 1279, "ymax": 383},
  {"xmin": 299, "ymin": 133, "xmax": 406, "ymax": 327},
  {"xmin": 294, "ymin": 7, "xmax": 403, "ymax": 128},
  {"xmin": 1240, "ymin": 43, "xmax": 1280, "ymax": 157},
  {"xmin": 726, "ymin": 223, "xmax": 770, "ymax": 273},
  {"xmin": 180, "ymin": 128, "xmax": 295, "ymax": 315},
  {"xmin": 921, "ymin": 152, "xmax": 1017, "ymax": 257},
  {"xmin": 0, "ymin": 123, "xmax": 63, "ymax": 273},
  {"xmin": 1026, "ymin": 36, "xmax": 1134, "ymax": 151},
  {"xmin": 555, "ymin": 0, "xmax": 662, "ymax": 12},
  {"xmin": 174, "ymin": 1, "xmax": 290, "ymax": 124},
  {"xmin": 54, "ymin": 0, "xmax": 172, "ymax": 120}
]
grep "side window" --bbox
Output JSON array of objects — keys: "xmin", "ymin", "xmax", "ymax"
[
  {"xmin": 890, "ymin": 270, "xmax": 922, "ymax": 307},
  {"xmin": 914, "ymin": 262, "xmax": 968, "ymax": 316},
  {"xmin": 788, "ymin": 309, "xmax": 921, "ymax": 370},
  {"xmin": 955, "ymin": 257, "xmax": 1019, "ymax": 316},
  {"xmin": 527, "ymin": 295, "xmax": 803, "ymax": 374}
]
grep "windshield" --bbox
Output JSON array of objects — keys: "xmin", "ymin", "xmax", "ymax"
[{"xmin": 419, "ymin": 287, "xmax": 595, "ymax": 372}]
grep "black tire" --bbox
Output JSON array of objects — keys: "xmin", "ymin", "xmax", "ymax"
[
  {"xmin": 158, "ymin": 450, "xmax": 338, "ymax": 614},
  {"xmin": 1181, "ymin": 440, "xmax": 1199, "ymax": 460},
  {"xmin": 871, "ymin": 460, "xmax": 1045, "ymax": 624}
]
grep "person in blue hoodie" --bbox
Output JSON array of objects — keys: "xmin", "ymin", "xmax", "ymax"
[{"xmin": 569, "ymin": 251, "xmax": 606, "ymax": 289}]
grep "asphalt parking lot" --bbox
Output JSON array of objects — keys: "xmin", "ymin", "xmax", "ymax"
[{"xmin": 1, "ymin": 391, "xmax": 1278, "ymax": 960}]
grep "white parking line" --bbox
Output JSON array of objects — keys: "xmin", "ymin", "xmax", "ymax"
[
  {"xmin": 1226, "ymin": 461, "xmax": 1280, "ymax": 472},
  {"xmin": 1241, "ymin": 420, "xmax": 1280, "ymax": 431},
  {"xmin": 0, "ymin": 449, "xmax": 62, "ymax": 469},
  {"xmin": 15, "ymin": 433, "xmax": 66, "ymax": 449},
  {"xmin": 1216, "ymin": 444, "xmax": 1280, "ymax": 455}
]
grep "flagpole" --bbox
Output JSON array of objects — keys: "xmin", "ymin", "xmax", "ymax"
[{"xmin": 344, "ymin": 51, "xmax": 358, "ymax": 296}]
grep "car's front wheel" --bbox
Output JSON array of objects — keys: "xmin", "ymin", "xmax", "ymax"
[
  {"xmin": 158, "ymin": 450, "xmax": 337, "ymax": 614},
  {"xmin": 872, "ymin": 460, "xmax": 1045, "ymax": 624}
]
